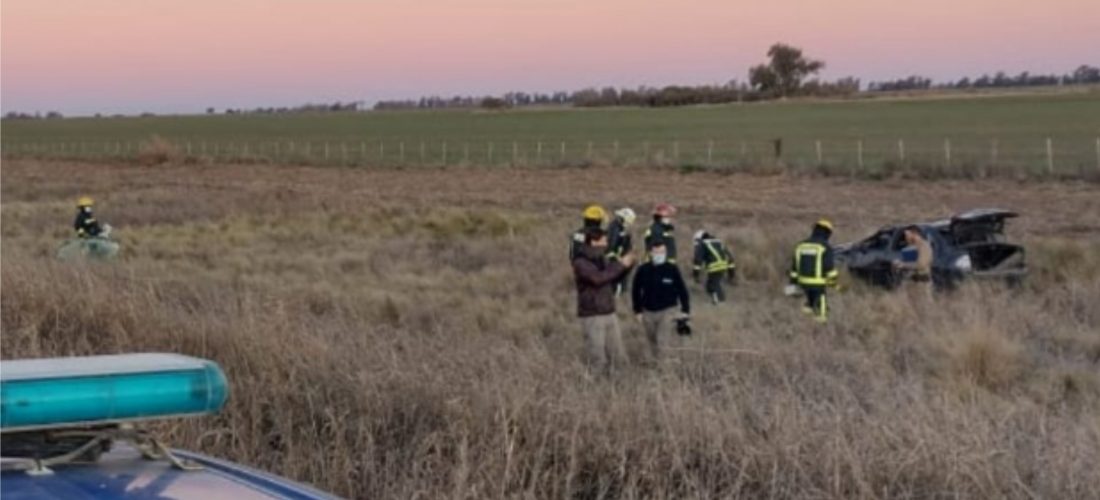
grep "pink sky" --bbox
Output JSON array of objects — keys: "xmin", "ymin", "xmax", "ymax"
[{"xmin": 2, "ymin": 0, "xmax": 1098, "ymax": 115}]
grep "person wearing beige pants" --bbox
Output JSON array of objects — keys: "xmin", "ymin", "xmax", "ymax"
[
  {"xmin": 573, "ymin": 227, "xmax": 636, "ymax": 374},
  {"xmin": 580, "ymin": 314, "xmax": 628, "ymax": 373}
]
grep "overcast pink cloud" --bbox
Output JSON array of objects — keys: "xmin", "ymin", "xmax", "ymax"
[{"xmin": 2, "ymin": 0, "xmax": 1098, "ymax": 114}]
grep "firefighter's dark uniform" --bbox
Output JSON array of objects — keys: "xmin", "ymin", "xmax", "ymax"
[
  {"xmin": 789, "ymin": 228, "xmax": 838, "ymax": 322},
  {"xmin": 644, "ymin": 221, "xmax": 677, "ymax": 263},
  {"xmin": 74, "ymin": 209, "xmax": 103, "ymax": 239},
  {"xmin": 607, "ymin": 216, "xmax": 633, "ymax": 295},
  {"xmin": 693, "ymin": 237, "xmax": 735, "ymax": 304},
  {"xmin": 569, "ymin": 219, "xmax": 603, "ymax": 262}
]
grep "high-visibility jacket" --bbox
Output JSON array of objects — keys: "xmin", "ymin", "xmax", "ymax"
[
  {"xmin": 74, "ymin": 209, "xmax": 103, "ymax": 239},
  {"xmin": 789, "ymin": 236, "xmax": 838, "ymax": 287},
  {"xmin": 693, "ymin": 238, "xmax": 734, "ymax": 274}
]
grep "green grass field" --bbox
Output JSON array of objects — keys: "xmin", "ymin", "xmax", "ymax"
[{"xmin": 4, "ymin": 91, "xmax": 1100, "ymax": 175}]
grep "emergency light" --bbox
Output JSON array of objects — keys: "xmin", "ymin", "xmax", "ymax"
[{"xmin": 1, "ymin": 353, "xmax": 228, "ymax": 433}]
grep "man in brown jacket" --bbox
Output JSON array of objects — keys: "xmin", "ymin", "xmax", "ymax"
[{"xmin": 573, "ymin": 228, "xmax": 636, "ymax": 373}]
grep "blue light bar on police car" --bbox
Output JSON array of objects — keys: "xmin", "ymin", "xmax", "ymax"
[{"xmin": 1, "ymin": 353, "xmax": 228, "ymax": 432}]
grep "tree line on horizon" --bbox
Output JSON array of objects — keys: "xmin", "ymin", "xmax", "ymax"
[{"xmin": 4, "ymin": 44, "xmax": 1098, "ymax": 120}]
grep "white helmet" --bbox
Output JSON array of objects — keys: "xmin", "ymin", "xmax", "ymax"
[
  {"xmin": 615, "ymin": 207, "xmax": 637, "ymax": 226},
  {"xmin": 693, "ymin": 230, "xmax": 707, "ymax": 242}
]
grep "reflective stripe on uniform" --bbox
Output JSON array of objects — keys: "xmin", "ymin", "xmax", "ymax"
[
  {"xmin": 703, "ymin": 240, "xmax": 732, "ymax": 273},
  {"xmin": 794, "ymin": 242, "xmax": 831, "ymax": 286}
]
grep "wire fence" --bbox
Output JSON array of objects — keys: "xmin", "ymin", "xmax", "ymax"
[{"xmin": 4, "ymin": 137, "xmax": 1100, "ymax": 179}]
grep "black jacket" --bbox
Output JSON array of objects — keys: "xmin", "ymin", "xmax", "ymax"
[
  {"xmin": 74, "ymin": 209, "xmax": 103, "ymax": 238},
  {"xmin": 607, "ymin": 217, "xmax": 632, "ymax": 259},
  {"xmin": 632, "ymin": 262, "xmax": 690, "ymax": 314},
  {"xmin": 789, "ymin": 228, "xmax": 837, "ymax": 287}
]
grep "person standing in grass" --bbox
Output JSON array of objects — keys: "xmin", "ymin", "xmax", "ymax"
[
  {"xmin": 607, "ymin": 207, "xmax": 637, "ymax": 296},
  {"xmin": 632, "ymin": 240, "xmax": 690, "ymax": 362},
  {"xmin": 692, "ymin": 229, "xmax": 736, "ymax": 305},
  {"xmin": 573, "ymin": 228, "xmax": 635, "ymax": 374},
  {"xmin": 787, "ymin": 219, "xmax": 839, "ymax": 323}
]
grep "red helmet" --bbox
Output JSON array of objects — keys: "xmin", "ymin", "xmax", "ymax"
[{"xmin": 653, "ymin": 203, "xmax": 676, "ymax": 218}]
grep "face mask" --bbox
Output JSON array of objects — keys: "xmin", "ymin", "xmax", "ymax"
[{"xmin": 652, "ymin": 254, "xmax": 667, "ymax": 265}]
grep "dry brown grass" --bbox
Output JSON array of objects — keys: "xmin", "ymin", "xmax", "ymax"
[{"xmin": 2, "ymin": 159, "xmax": 1099, "ymax": 499}]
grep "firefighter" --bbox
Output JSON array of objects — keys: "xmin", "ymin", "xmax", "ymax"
[
  {"xmin": 74, "ymin": 196, "xmax": 104, "ymax": 239},
  {"xmin": 692, "ymin": 230, "xmax": 735, "ymax": 304},
  {"xmin": 607, "ymin": 207, "xmax": 636, "ymax": 296},
  {"xmin": 644, "ymin": 203, "xmax": 677, "ymax": 263},
  {"xmin": 570, "ymin": 205, "xmax": 606, "ymax": 262},
  {"xmin": 788, "ymin": 219, "xmax": 839, "ymax": 323}
]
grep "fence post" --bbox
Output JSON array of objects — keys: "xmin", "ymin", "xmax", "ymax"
[
  {"xmin": 673, "ymin": 140, "xmax": 679, "ymax": 161},
  {"xmin": 536, "ymin": 141, "xmax": 542, "ymax": 164},
  {"xmin": 643, "ymin": 141, "xmax": 650, "ymax": 164},
  {"xmin": 815, "ymin": 140, "xmax": 823, "ymax": 164},
  {"xmin": 613, "ymin": 140, "xmax": 619, "ymax": 162},
  {"xmin": 990, "ymin": 138, "xmax": 998, "ymax": 165},
  {"xmin": 488, "ymin": 142, "xmax": 494, "ymax": 164},
  {"xmin": 944, "ymin": 138, "xmax": 952, "ymax": 168},
  {"xmin": 442, "ymin": 142, "xmax": 448, "ymax": 165},
  {"xmin": 1095, "ymin": 136, "xmax": 1100, "ymax": 172},
  {"xmin": 856, "ymin": 139, "xmax": 864, "ymax": 169},
  {"xmin": 399, "ymin": 141, "xmax": 405, "ymax": 163},
  {"xmin": 512, "ymin": 141, "xmax": 518, "ymax": 165},
  {"xmin": 897, "ymin": 139, "xmax": 905, "ymax": 163},
  {"xmin": 587, "ymin": 141, "xmax": 593, "ymax": 160},
  {"xmin": 379, "ymin": 141, "xmax": 385, "ymax": 162},
  {"xmin": 740, "ymin": 140, "xmax": 747, "ymax": 160},
  {"xmin": 464, "ymin": 142, "xmax": 470, "ymax": 164},
  {"xmin": 707, "ymin": 140, "xmax": 714, "ymax": 164},
  {"xmin": 201, "ymin": 141, "xmax": 207, "ymax": 156},
  {"xmin": 420, "ymin": 141, "xmax": 425, "ymax": 164},
  {"xmin": 1046, "ymin": 137, "xmax": 1054, "ymax": 175}
]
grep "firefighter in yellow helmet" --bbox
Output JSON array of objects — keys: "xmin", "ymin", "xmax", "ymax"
[
  {"xmin": 570, "ymin": 205, "xmax": 607, "ymax": 261},
  {"xmin": 74, "ymin": 196, "xmax": 104, "ymax": 239},
  {"xmin": 787, "ymin": 219, "xmax": 839, "ymax": 323}
]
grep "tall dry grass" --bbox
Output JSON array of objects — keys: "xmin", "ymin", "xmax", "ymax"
[{"xmin": 2, "ymin": 159, "xmax": 1099, "ymax": 498}]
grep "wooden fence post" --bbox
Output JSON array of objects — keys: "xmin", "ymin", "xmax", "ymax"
[
  {"xmin": 560, "ymin": 141, "xmax": 566, "ymax": 162},
  {"xmin": 856, "ymin": 139, "xmax": 864, "ymax": 169},
  {"xmin": 420, "ymin": 141, "xmax": 426, "ymax": 164},
  {"xmin": 673, "ymin": 140, "xmax": 679, "ymax": 161},
  {"xmin": 1046, "ymin": 137, "xmax": 1054, "ymax": 175},
  {"xmin": 898, "ymin": 139, "xmax": 905, "ymax": 163},
  {"xmin": 815, "ymin": 140, "xmax": 823, "ymax": 164},
  {"xmin": 442, "ymin": 142, "xmax": 448, "ymax": 165},
  {"xmin": 512, "ymin": 141, "xmax": 518, "ymax": 165},
  {"xmin": 613, "ymin": 140, "xmax": 619, "ymax": 161},
  {"xmin": 643, "ymin": 141, "xmax": 650, "ymax": 164},
  {"xmin": 944, "ymin": 138, "xmax": 952, "ymax": 167},
  {"xmin": 488, "ymin": 142, "xmax": 494, "ymax": 164},
  {"xmin": 399, "ymin": 141, "xmax": 405, "ymax": 163},
  {"xmin": 990, "ymin": 138, "xmax": 998, "ymax": 165},
  {"xmin": 1095, "ymin": 137, "xmax": 1100, "ymax": 172},
  {"xmin": 379, "ymin": 141, "xmax": 385, "ymax": 162},
  {"xmin": 587, "ymin": 141, "xmax": 593, "ymax": 160},
  {"xmin": 464, "ymin": 142, "xmax": 470, "ymax": 164},
  {"xmin": 536, "ymin": 141, "xmax": 542, "ymax": 164},
  {"xmin": 707, "ymin": 140, "xmax": 714, "ymax": 164}
]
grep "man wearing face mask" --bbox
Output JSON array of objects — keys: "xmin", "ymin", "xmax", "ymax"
[
  {"xmin": 631, "ymin": 240, "xmax": 690, "ymax": 362},
  {"xmin": 644, "ymin": 203, "xmax": 677, "ymax": 263}
]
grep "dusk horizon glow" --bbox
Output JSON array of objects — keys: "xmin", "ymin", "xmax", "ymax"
[{"xmin": 2, "ymin": 0, "xmax": 1098, "ymax": 115}]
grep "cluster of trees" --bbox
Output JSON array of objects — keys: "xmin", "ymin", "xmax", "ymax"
[
  {"xmin": 212, "ymin": 101, "xmax": 365, "ymax": 115},
  {"xmin": 372, "ymin": 44, "xmax": 862, "ymax": 111},
  {"xmin": 3, "ymin": 111, "xmax": 64, "ymax": 120},
  {"xmin": 868, "ymin": 65, "xmax": 1100, "ymax": 92}
]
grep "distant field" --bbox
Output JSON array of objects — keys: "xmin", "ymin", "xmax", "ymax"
[{"xmin": 3, "ymin": 91, "xmax": 1100, "ymax": 175}]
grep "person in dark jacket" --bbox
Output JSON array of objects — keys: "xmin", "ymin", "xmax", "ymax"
[
  {"xmin": 74, "ymin": 196, "xmax": 103, "ymax": 239},
  {"xmin": 643, "ymin": 203, "xmax": 677, "ymax": 263},
  {"xmin": 607, "ymin": 207, "xmax": 636, "ymax": 296},
  {"xmin": 573, "ymin": 228, "xmax": 635, "ymax": 373},
  {"xmin": 788, "ymin": 219, "xmax": 839, "ymax": 323},
  {"xmin": 569, "ymin": 205, "xmax": 606, "ymax": 262},
  {"xmin": 632, "ymin": 240, "xmax": 690, "ymax": 361},
  {"xmin": 692, "ymin": 230, "xmax": 736, "ymax": 304}
]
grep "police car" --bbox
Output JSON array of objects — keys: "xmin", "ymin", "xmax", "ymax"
[{"xmin": 1, "ymin": 353, "xmax": 339, "ymax": 499}]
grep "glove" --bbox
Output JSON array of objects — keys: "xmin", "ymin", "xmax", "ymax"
[{"xmin": 675, "ymin": 317, "xmax": 692, "ymax": 336}]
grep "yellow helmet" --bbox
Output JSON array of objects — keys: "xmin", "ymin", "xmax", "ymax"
[
  {"xmin": 815, "ymin": 218, "xmax": 834, "ymax": 232},
  {"xmin": 582, "ymin": 205, "xmax": 606, "ymax": 222},
  {"xmin": 77, "ymin": 196, "xmax": 95, "ymax": 207}
]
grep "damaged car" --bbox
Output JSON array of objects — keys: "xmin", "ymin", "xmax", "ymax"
[{"xmin": 835, "ymin": 209, "xmax": 1027, "ymax": 289}]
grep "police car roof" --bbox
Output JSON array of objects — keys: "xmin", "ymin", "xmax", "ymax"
[{"xmin": 1, "ymin": 445, "xmax": 338, "ymax": 500}]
